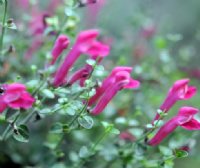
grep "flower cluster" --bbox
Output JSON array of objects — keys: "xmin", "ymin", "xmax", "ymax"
[
  {"xmin": 53, "ymin": 29, "xmax": 110, "ymax": 87},
  {"xmin": 0, "ymin": 83, "xmax": 35, "ymax": 113},
  {"xmin": 148, "ymin": 79, "xmax": 198, "ymax": 146},
  {"xmin": 149, "ymin": 106, "xmax": 200, "ymax": 146},
  {"xmin": 50, "ymin": 29, "xmax": 140, "ymax": 115}
]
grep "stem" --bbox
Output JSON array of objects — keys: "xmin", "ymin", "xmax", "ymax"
[
  {"xmin": 21, "ymin": 109, "xmax": 36, "ymax": 124},
  {"xmin": 0, "ymin": 0, "xmax": 8, "ymax": 53},
  {"xmin": 55, "ymin": 101, "xmax": 89, "ymax": 150},
  {"xmin": 73, "ymin": 130, "xmax": 109, "ymax": 168},
  {"xmin": 68, "ymin": 101, "xmax": 88, "ymax": 127},
  {"xmin": 1, "ymin": 111, "xmax": 20, "ymax": 141},
  {"xmin": 90, "ymin": 130, "xmax": 108, "ymax": 152},
  {"xmin": 0, "ymin": 123, "xmax": 11, "ymax": 141},
  {"xmin": 134, "ymin": 116, "xmax": 164, "ymax": 144}
]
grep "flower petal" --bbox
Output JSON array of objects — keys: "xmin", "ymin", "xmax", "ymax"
[
  {"xmin": 181, "ymin": 118, "xmax": 200, "ymax": 130},
  {"xmin": 124, "ymin": 79, "xmax": 140, "ymax": 89},
  {"xmin": 183, "ymin": 86, "xmax": 197, "ymax": 99}
]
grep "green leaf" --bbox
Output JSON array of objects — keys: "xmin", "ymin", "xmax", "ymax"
[
  {"xmin": 65, "ymin": 0, "xmax": 75, "ymax": 7},
  {"xmin": 52, "ymin": 163, "xmax": 66, "ymax": 168},
  {"xmin": 0, "ymin": 114, "xmax": 6, "ymax": 123},
  {"xmin": 6, "ymin": 22, "xmax": 17, "ymax": 30},
  {"xmin": 44, "ymin": 133, "xmax": 62, "ymax": 150},
  {"xmin": 94, "ymin": 65, "xmax": 105, "ymax": 77},
  {"xmin": 101, "ymin": 122, "xmax": 119, "ymax": 134},
  {"xmin": 45, "ymin": 17, "xmax": 59, "ymax": 27},
  {"xmin": 39, "ymin": 108, "xmax": 53, "ymax": 115},
  {"xmin": 13, "ymin": 125, "xmax": 29, "ymax": 143},
  {"xmin": 86, "ymin": 59, "xmax": 96, "ymax": 67},
  {"xmin": 50, "ymin": 123, "xmax": 63, "ymax": 134},
  {"xmin": 58, "ymin": 98, "xmax": 68, "ymax": 104},
  {"xmin": 110, "ymin": 128, "xmax": 120, "ymax": 135},
  {"xmin": 146, "ymin": 123, "xmax": 154, "ymax": 129},
  {"xmin": 71, "ymin": 84, "xmax": 83, "ymax": 94},
  {"xmin": 79, "ymin": 146, "xmax": 89, "ymax": 158},
  {"xmin": 41, "ymin": 89, "xmax": 55, "ymax": 99},
  {"xmin": 54, "ymin": 87, "xmax": 70, "ymax": 97},
  {"xmin": 0, "ymin": 0, "xmax": 4, "ymax": 5},
  {"xmin": 78, "ymin": 116, "xmax": 94, "ymax": 129},
  {"xmin": 101, "ymin": 121, "xmax": 111, "ymax": 128},
  {"xmin": 61, "ymin": 106, "xmax": 76, "ymax": 116},
  {"xmin": 26, "ymin": 80, "xmax": 40, "ymax": 91},
  {"xmin": 159, "ymin": 146, "xmax": 173, "ymax": 156},
  {"xmin": 174, "ymin": 149, "xmax": 188, "ymax": 158},
  {"xmin": 80, "ymin": 89, "xmax": 96, "ymax": 99}
]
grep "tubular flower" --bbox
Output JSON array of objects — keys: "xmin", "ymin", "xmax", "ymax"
[
  {"xmin": 88, "ymin": 66, "xmax": 133, "ymax": 106},
  {"xmin": 29, "ymin": 8, "xmax": 49, "ymax": 36},
  {"xmin": 50, "ymin": 35, "xmax": 70, "ymax": 65},
  {"xmin": 148, "ymin": 106, "xmax": 200, "ymax": 146},
  {"xmin": 90, "ymin": 67, "xmax": 140, "ymax": 115},
  {"xmin": 25, "ymin": 8, "xmax": 49, "ymax": 59},
  {"xmin": 68, "ymin": 41, "xmax": 110, "ymax": 86},
  {"xmin": 53, "ymin": 29, "xmax": 100, "ymax": 87},
  {"xmin": 119, "ymin": 131, "xmax": 135, "ymax": 142},
  {"xmin": 153, "ymin": 79, "xmax": 197, "ymax": 122},
  {"xmin": 0, "ymin": 83, "xmax": 35, "ymax": 113},
  {"xmin": 86, "ymin": 0, "xmax": 106, "ymax": 27},
  {"xmin": 15, "ymin": 0, "xmax": 29, "ymax": 9}
]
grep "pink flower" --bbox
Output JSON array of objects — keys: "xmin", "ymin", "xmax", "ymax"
[
  {"xmin": 88, "ymin": 66, "xmax": 133, "ymax": 106},
  {"xmin": 25, "ymin": 8, "xmax": 49, "ymax": 59},
  {"xmin": 25, "ymin": 36, "xmax": 43, "ymax": 59},
  {"xmin": 181, "ymin": 67, "xmax": 200, "ymax": 79},
  {"xmin": 50, "ymin": 35, "xmax": 70, "ymax": 65},
  {"xmin": 47, "ymin": 0, "xmax": 63, "ymax": 14},
  {"xmin": 29, "ymin": 7, "xmax": 49, "ymax": 36},
  {"xmin": 86, "ymin": 0, "xmax": 106, "ymax": 27},
  {"xmin": 179, "ymin": 145, "xmax": 190, "ymax": 152},
  {"xmin": 90, "ymin": 67, "xmax": 140, "ymax": 115},
  {"xmin": 119, "ymin": 131, "xmax": 135, "ymax": 142},
  {"xmin": 53, "ymin": 29, "xmax": 100, "ymax": 87},
  {"xmin": 153, "ymin": 79, "xmax": 197, "ymax": 122},
  {"xmin": 0, "ymin": 83, "xmax": 35, "ymax": 113},
  {"xmin": 140, "ymin": 23, "xmax": 156, "ymax": 39},
  {"xmin": 15, "ymin": 0, "xmax": 29, "ymax": 9},
  {"xmin": 67, "ymin": 41, "xmax": 110, "ymax": 86},
  {"xmin": 148, "ymin": 106, "xmax": 200, "ymax": 146}
]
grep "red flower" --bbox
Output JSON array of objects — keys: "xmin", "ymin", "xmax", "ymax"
[
  {"xmin": 50, "ymin": 34, "xmax": 70, "ymax": 65},
  {"xmin": 153, "ymin": 79, "xmax": 197, "ymax": 122},
  {"xmin": 68, "ymin": 41, "xmax": 110, "ymax": 86},
  {"xmin": 89, "ymin": 66, "xmax": 140, "ymax": 115},
  {"xmin": 119, "ymin": 131, "xmax": 135, "ymax": 142},
  {"xmin": 148, "ymin": 106, "xmax": 200, "ymax": 146},
  {"xmin": 53, "ymin": 29, "xmax": 106, "ymax": 87},
  {"xmin": 88, "ymin": 66, "xmax": 133, "ymax": 106},
  {"xmin": 0, "ymin": 83, "xmax": 35, "ymax": 113}
]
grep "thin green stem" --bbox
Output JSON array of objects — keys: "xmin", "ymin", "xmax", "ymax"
[
  {"xmin": 0, "ymin": 0, "xmax": 8, "ymax": 53},
  {"xmin": 72, "ymin": 130, "xmax": 109, "ymax": 168},
  {"xmin": 134, "ymin": 115, "xmax": 164, "ymax": 144},
  {"xmin": 55, "ymin": 101, "xmax": 89, "ymax": 150},
  {"xmin": 91, "ymin": 130, "xmax": 108, "ymax": 152},
  {"xmin": 0, "ymin": 123, "xmax": 11, "ymax": 141},
  {"xmin": 68, "ymin": 101, "xmax": 88, "ymax": 127},
  {"xmin": 1, "ymin": 111, "xmax": 20, "ymax": 141}
]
